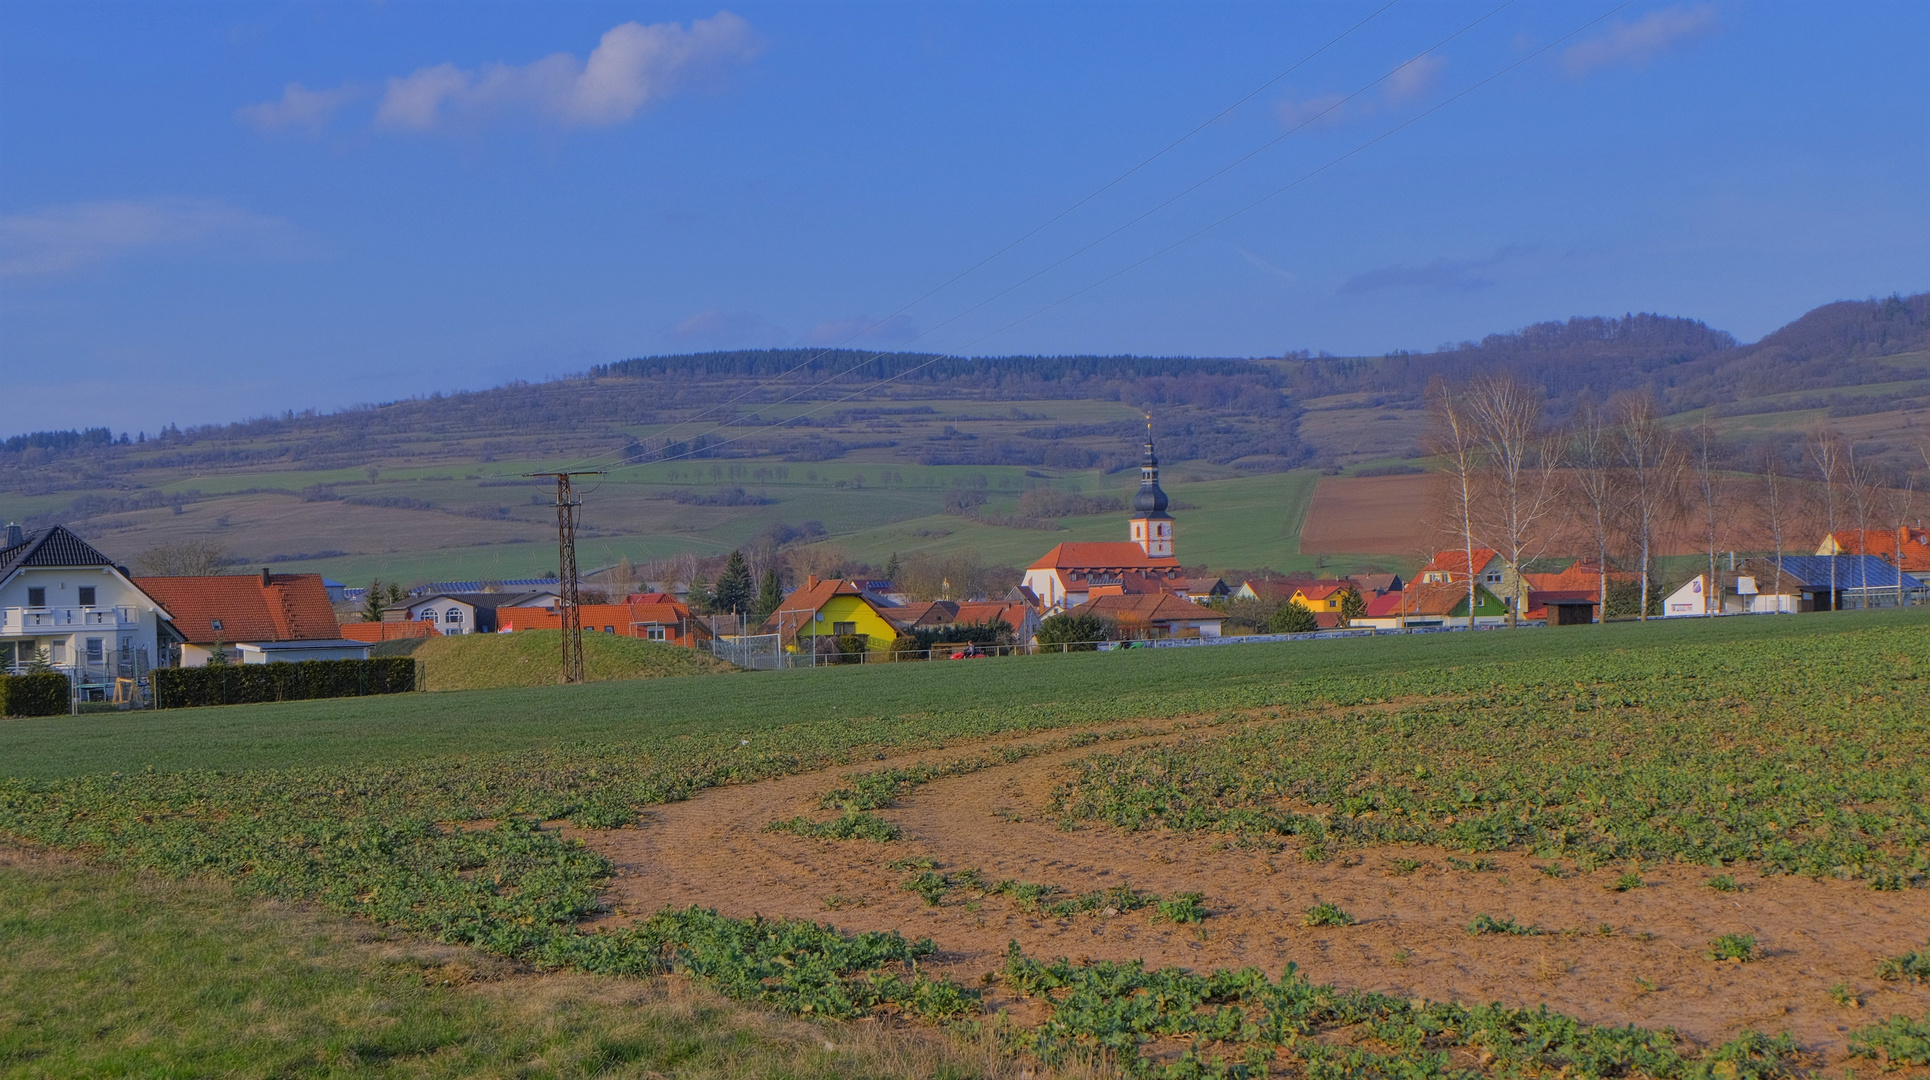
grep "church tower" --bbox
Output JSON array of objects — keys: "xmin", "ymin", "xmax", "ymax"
[{"xmin": 1127, "ymin": 428, "xmax": 1174, "ymax": 559}]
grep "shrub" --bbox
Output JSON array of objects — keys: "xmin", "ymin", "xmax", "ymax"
[
  {"xmin": 151, "ymin": 657, "xmax": 416, "ymax": 709},
  {"xmin": 1036, "ymin": 612, "xmax": 1111, "ymax": 651},
  {"xmin": 0, "ymin": 671, "xmax": 69, "ymax": 717},
  {"xmin": 1269, "ymin": 602, "xmax": 1318, "ymax": 634},
  {"xmin": 832, "ymin": 633, "xmax": 869, "ymax": 664},
  {"xmin": 1707, "ymin": 933, "xmax": 1759, "ymax": 962}
]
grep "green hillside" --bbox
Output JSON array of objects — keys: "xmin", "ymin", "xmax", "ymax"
[{"xmin": 413, "ymin": 630, "xmax": 734, "ymax": 692}]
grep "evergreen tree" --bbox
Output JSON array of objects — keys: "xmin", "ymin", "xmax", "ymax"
[
  {"xmin": 206, "ymin": 636, "xmax": 231, "ymax": 666},
  {"xmin": 713, "ymin": 550, "xmax": 754, "ymax": 616},
  {"xmin": 687, "ymin": 573, "xmax": 713, "ymax": 615},
  {"xmin": 361, "ymin": 580, "xmax": 388, "ymax": 623},
  {"xmin": 883, "ymin": 551, "xmax": 902, "ymax": 583},
  {"xmin": 1338, "ymin": 588, "xmax": 1367, "ymax": 627},
  {"xmin": 753, "ymin": 566, "xmax": 784, "ymax": 622},
  {"xmin": 1269, "ymin": 602, "xmax": 1318, "ymax": 634}
]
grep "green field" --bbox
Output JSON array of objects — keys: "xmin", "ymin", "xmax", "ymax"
[
  {"xmin": 4, "ymin": 609, "xmax": 1930, "ymax": 1077},
  {"xmin": 412, "ymin": 630, "xmax": 734, "ymax": 692}
]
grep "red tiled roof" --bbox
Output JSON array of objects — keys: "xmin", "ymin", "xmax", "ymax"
[
  {"xmin": 1827, "ymin": 528, "xmax": 1930, "ymax": 571},
  {"xmin": 340, "ymin": 620, "xmax": 441, "ymax": 642},
  {"xmin": 1068, "ymin": 592, "xmax": 1221, "ymax": 628},
  {"xmin": 1523, "ymin": 562, "xmax": 1634, "ymax": 593},
  {"xmin": 1365, "ymin": 581, "xmax": 1483, "ymax": 618},
  {"xmin": 135, "ymin": 572, "xmax": 341, "ymax": 645},
  {"xmin": 1027, "ymin": 542, "xmax": 1178, "ymax": 571},
  {"xmin": 1295, "ymin": 582, "xmax": 1352, "ymax": 602},
  {"xmin": 1419, "ymin": 549, "xmax": 1499, "ymax": 579},
  {"xmin": 1523, "ymin": 589, "xmax": 1600, "ymax": 621}
]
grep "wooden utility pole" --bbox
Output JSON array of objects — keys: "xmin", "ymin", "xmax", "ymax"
[{"xmin": 525, "ymin": 471, "xmax": 603, "ymax": 683}]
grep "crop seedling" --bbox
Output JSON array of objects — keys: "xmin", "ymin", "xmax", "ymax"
[
  {"xmin": 1468, "ymin": 913, "xmax": 1542, "ymax": 936},
  {"xmin": 1849, "ymin": 1012, "xmax": 1930, "ymax": 1068},
  {"xmin": 1707, "ymin": 933, "xmax": 1759, "ymax": 962},
  {"xmin": 1537, "ymin": 863, "xmax": 1567, "ymax": 879},
  {"xmin": 1876, "ymin": 943, "xmax": 1930, "ymax": 983},
  {"xmin": 901, "ymin": 871, "xmax": 952, "ymax": 906},
  {"xmin": 1447, "ymin": 857, "xmax": 1497, "ymax": 872},
  {"xmin": 1153, "ymin": 892, "xmax": 1207, "ymax": 924},
  {"xmin": 1610, "ymin": 871, "xmax": 1645, "ymax": 892},
  {"xmin": 1386, "ymin": 857, "xmax": 1423, "ymax": 875},
  {"xmin": 1302, "ymin": 901, "xmax": 1356, "ymax": 927},
  {"xmin": 1830, "ymin": 983, "xmax": 1862, "ymax": 1008},
  {"xmin": 1706, "ymin": 873, "xmax": 1740, "ymax": 892},
  {"xmin": 763, "ymin": 810, "xmax": 901, "ymax": 842},
  {"xmin": 885, "ymin": 854, "xmax": 937, "ymax": 870}
]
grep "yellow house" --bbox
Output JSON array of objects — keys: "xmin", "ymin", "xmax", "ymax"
[
  {"xmin": 768, "ymin": 577, "xmax": 903, "ymax": 653},
  {"xmin": 1289, "ymin": 582, "xmax": 1356, "ymax": 614}
]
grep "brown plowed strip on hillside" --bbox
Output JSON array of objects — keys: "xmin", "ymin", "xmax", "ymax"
[{"xmin": 572, "ymin": 729, "xmax": 1930, "ymax": 1068}]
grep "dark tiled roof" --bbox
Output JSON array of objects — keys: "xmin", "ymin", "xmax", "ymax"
[{"xmin": 0, "ymin": 526, "xmax": 115, "ymax": 579}]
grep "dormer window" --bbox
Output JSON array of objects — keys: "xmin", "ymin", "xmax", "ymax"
[{"xmin": 211, "ymin": 619, "xmax": 223, "ymax": 631}]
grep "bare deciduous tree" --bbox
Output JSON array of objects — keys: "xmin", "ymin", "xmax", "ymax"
[
  {"xmin": 1806, "ymin": 428, "xmax": 1845, "ymax": 611},
  {"xmin": 1753, "ymin": 442, "xmax": 1792, "ymax": 600},
  {"xmin": 1690, "ymin": 421, "xmax": 1727, "ymax": 616},
  {"xmin": 1568, "ymin": 400, "xmax": 1625, "ymax": 618},
  {"xmin": 1425, "ymin": 379, "xmax": 1484, "ymax": 626},
  {"xmin": 1465, "ymin": 374, "xmax": 1566, "ymax": 626},
  {"xmin": 1615, "ymin": 395, "xmax": 1683, "ymax": 621},
  {"xmin": 134, "ymin": 539, "xmax": 235, "ymax": 576}
]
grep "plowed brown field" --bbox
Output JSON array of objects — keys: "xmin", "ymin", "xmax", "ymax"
[{"xmin": 572, "ymin": 724, "xmax": 1930, "ymax": 1070}]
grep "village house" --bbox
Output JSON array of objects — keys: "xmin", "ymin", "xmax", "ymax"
[
  {"xmin": 1817, "ymin": 527, "xmax": 1930, "ymax": 572},
  {"xmin": 497, "ymin": 593, "xmax": 709, "ymax": 646},
  {"xmin": 385, "ymin": 590, "xmax": 560, "ymax": 635},
  {"xmin": 1287, "ymin": 581, "xmax": 1360, "ymax": 628},
  {"xmin": 1, "ymin": 524, "xmax": 178, "ymax": 698},
  {"xmin": 1353, "ymin": 580, "xmax": 1508, "ymax": 629},
  {"xmin": 892, "ymin": 598, "xmax": 1041, "ymax": 645},
  {"xmin": 1021, "ymin": 436, "xmax": 1184, "ymax": 612},
  {"xmin": 767, "ymin": 576, "xmax": 905, "ymax": 654},
  {"xmin": 1519, "ymin": 560, "xmax": 1636, "ymax": 624},
  {"xmin": 137, "ymin": 568, "xmax": 368, "ymax": 666},
  {"xmin": 1418, "ymin": 548, "xmax": 1527, "ymax": 618},
  {"xmin": 1738, "ymin": 555, "xmax": 1923, "ymax": 612},
  {"xmin": 1063, "ymin": 592, "xmax": 1225, "ymax": 640}
]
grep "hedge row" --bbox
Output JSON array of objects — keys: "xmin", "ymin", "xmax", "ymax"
[
  {"xmin": 153, "ymin": 657, "xmax": 417, "ymax": 710},
  {"xmin": 0, "ymin": 672, "xmax": 69, "ymax": 718}
]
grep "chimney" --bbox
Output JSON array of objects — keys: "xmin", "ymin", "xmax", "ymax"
[
  {"xmin": 4, "ymin": 522, "xmax": 21, "ymax": 547},
  {"xmin": 806, "ymin": 575, "xmax": 820, "ymax": 590},
  {"xmin": 262, "ymin": 567, "xmax": 273, "ymax": 587}
]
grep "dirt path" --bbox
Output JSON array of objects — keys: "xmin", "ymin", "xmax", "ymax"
[{"xmin": 575, "ymin": 725, "xmax": 1930, "ymax": 1067}]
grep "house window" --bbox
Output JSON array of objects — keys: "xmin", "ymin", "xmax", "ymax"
[
  {"xmin": 646, "ymin": 626, "xmax": 667, "ymax": 641},
  {"xmin": 27, "ymin": 587, "xmax": 45, "ymax": 607},
  {"xmin": 603, "ymin": 626, "xmax": 615, "ymax": 634},
  {"xmin": 210, "ymin": 618, "xmax": 223, "ymax": 631},
  {"xmin": 1485, "ymin": 571, "xmax": 1502, "ymax": 583},
  {"xmin": 445, "ymin": 609, "xmax": 463, "ymax": 623},
  {"xmin": 85, "ymin": 638, "xmax": 104, "ymax": 664},
  {"xmin": 78, "ymin": 586, "xmax": 96, "ymax": 606},
  {"xmin": 833, "ymin": 621, "xmax": 857, "ymax": 636},
  {"xmin": 50, "ymin": 641, "xmax": 66, "ymax": 664}
]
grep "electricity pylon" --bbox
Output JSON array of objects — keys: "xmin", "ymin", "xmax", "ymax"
[{"xmin": 525, "ymin": 471, "xmax": 603, "ymax": 684}]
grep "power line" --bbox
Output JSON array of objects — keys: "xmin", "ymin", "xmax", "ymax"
[
  {"xmin": 545, "ymin": 1, "xmax": 1406, "ymax": 475},
  {"xmin": 525, "ymin": 470, "xmax": 602, "ymax": 683},
  {"xmin": 574, "ymin": 1, "xmax": 1518, "ymax": 478}
]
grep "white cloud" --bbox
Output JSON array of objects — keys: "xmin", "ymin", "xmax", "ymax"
[
  {"xmin": 374, "ymin": 12, "xmax": 760, "ymax": 132},
  {"xmin": 670, "ymin": 309, "xmax": 786, "ymax": 346},
  {"xmin": 1385, "ymin": 54, "xmax": 1446, "ymax": 102},
  {"xmin": 0, "ymin": 198, "xmax": 302, "ymax": 278},
  {"xmin": 1563, "ymin": 4, "xmax": 1721, "ymax": 76},
  {"xmin": 236, "ymin": 82, "xmax": 361, "ymax": 133}
]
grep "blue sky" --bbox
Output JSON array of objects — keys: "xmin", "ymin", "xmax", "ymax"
[{"xmin": 3, "ymin": 1, "xmax": 1927, "ymax": 435}]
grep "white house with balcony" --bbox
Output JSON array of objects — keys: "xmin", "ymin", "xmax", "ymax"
[{"xmin": 1, "ymin": 523, "xmax": 176, "ymax": 699}]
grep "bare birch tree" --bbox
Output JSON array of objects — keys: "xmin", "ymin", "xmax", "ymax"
[
  {"xmin": 1466, "ymin": 374, "xmax": 1566, "ymax": 627},
  {"xmin": 1806, "ymin": 428, "xmax": 1844, "ymax": 611},
  {"xmin": 1426, "ymin": 379, "xmax": 1484, "ymax": 627},
  {"xmin": 1569, "ymin": 400, "xmax": 1624, "ymax": 620},
  {"xmin": 1615, "ymin": 395, "xmax": 1683, "ymax": 621},
  {"xmin": 1754, "ymin": 442, "xmax": 1792, "ymax": 601},
  {"xmin": 1690, "ymin": 420, "xmax": 1727, "ymax": 616},
  {"xmin": 1885, "ymin": 467, "xmax": 1916, "ymax": 608}
]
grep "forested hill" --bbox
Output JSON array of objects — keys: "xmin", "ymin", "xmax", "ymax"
[
  {"xmin": 2, "ymin": 292, "xmax": 1925, "ymax": 491},
  {"xmin": 1281, "ymin": 292, "xmax": 1930, "ymax": 416}
]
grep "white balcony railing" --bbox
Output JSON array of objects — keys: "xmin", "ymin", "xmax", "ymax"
[{"xmin": 0, "ymin": 606, "xmax": 142, "ymax": 635}]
